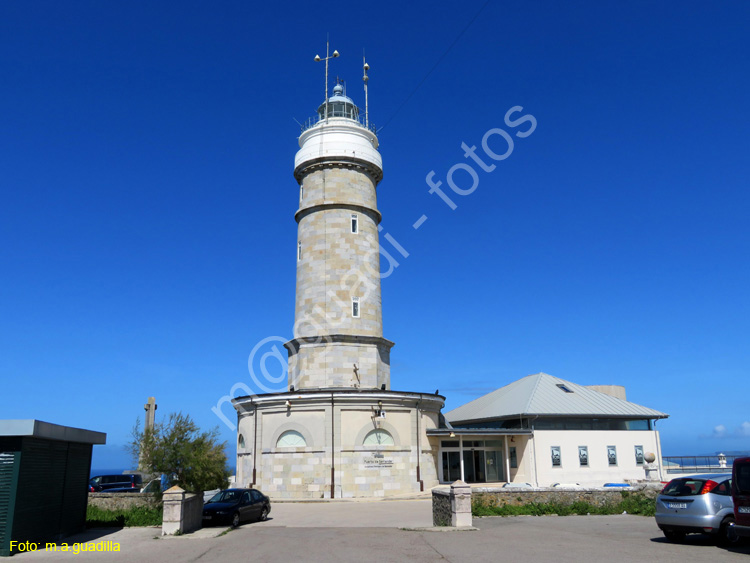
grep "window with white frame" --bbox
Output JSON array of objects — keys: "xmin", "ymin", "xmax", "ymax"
[
  {"xmin": 276, "ymin": 430, "xmax": 307, "ymax": 448},
  {"xmin": 634, "ymin": 445, "xmax": 644, "ymax": 465},
  {"xmin": 352, "ymin": 296, "xmax": 360, "ymax": 317},
  {"xmin": 351, "ymin": 213, "xmax": 358, "ymax": 233},
  {"xmin": 509, "ymin": 446, "xmax": 517, "ymax": 468},
  {"xmin": 363, "ymin": 429, "xmax": 394, "ymax": 446}
]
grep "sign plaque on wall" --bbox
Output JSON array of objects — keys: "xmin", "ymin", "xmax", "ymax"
[{"xmin": 363, "ymin": 456, "xmax": 394, "ymax": 469}]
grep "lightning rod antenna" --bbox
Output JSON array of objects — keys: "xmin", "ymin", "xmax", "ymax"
[
  {"xmin": 314, "ymin": 36, "xmax": 339, "ymax": 123},
  {"xmin": 363, "ymin": 51, "xmax": 370, "ymax": 129}
]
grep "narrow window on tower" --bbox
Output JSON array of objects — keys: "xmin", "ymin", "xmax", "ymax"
[
  {"xmin": 297, "ymin": 241, "xmax": 301, "ymax": 261},
  {"xmin": 300, "ymin": 187, "xmax": 304, "ymax": 202},
  {"xmin": 351, "ymin": 213, "xmax": 358, "ymax": 234},
  {"xmin": 352, "ymin": 296, "xmax": 360, "ymax": 318}
]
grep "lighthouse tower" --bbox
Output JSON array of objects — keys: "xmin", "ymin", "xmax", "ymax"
[
  {"xmin": 233, "ymin": 66, "xmax": 443, "ymax": 499},
  {"xmin": 286, "ymin": 82, "xmax": 393, "ymax": 390}
]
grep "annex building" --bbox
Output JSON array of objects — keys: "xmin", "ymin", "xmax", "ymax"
[{"xmin": 436, "ymin": 372, "xmax": 668, "ymax": 487}]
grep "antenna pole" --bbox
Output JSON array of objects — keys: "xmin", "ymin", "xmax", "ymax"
[
  {"xmin": 314, "ymin": 38, "xmax": 339, "ymax": 124},
  {"xmin": 325, "ymin": 40, "xmax": 329, "ymax": 122},
  {"xmin": 363, "ymin": 53, "xmax": 369, "ymax": 129}
]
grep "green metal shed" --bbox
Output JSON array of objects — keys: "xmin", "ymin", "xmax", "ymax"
[{"xmin": 0, "ymin": 420, "xmax": 106, "ymax": 556}]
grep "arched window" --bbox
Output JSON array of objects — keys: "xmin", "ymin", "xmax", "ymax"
[
  {"xmin": 363, "ymin": 429, "xmax": 394, "ymax": 446},
  {"xmin": 276, "ymin": 430, "xmax": 307, "ymax": 448},
  {"xmin": 238, "ymin": 434, "xmax": 245, "ymax": 449}
]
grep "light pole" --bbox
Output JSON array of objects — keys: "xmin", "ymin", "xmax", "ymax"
[{"xmin": 314, "ymin": 41, "xmax": 339, "ymax": 122}]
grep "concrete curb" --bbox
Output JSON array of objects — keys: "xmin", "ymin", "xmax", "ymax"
[
  {"xmin": 271, "ymin": 494, "xmax": 432, "ymax": 503},
  {"xmin": 400, "ymin": 526, "xmax": 479, "ymax": 532},
  {"xmin": 161, "ymin": 526, "xmax": 230, "ymax": 539}
]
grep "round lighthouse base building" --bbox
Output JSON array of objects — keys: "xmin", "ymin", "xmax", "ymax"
[{"xmin": 233, "ymin": 390, "xmax": 444, "ymax": 499}]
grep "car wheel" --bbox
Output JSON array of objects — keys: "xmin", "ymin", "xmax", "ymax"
[
  {"xmin": 719, "ymin": 516, "xmax": 741, "ymax": 546},
  {"xmin": 663, "ymin": 530, "xmax": 685, "ymax": 543},
  {"xmin": 259, "ymin": 507, "xmax": 268, "ymax": 522},
  {"xmin": 231, "ymin": 512, "xmax": 240, "ymax": 528}
]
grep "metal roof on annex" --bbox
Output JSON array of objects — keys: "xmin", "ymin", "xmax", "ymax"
[{"xmin": 445, "ymin": 372, "xmax": 668, "ymax": 424}]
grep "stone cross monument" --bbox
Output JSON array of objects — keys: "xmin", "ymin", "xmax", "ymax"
[
  {"xmin": 144, "ymin": 397, "xmax": 157, "ymax": 431},
  {"xmin": 138, "ymin": 397, "xmax": 157, "ymax": 471}
]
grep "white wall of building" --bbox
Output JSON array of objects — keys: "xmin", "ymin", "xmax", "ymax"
[{"xmin": 531, "ymin": 429, "xmax": 661, "ymax": 487}]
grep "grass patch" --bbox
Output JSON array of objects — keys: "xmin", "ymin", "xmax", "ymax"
[
  {"xmin": 86, "ymin": 505, "xmax": 163, "ymax": 527},
  {"xmin": 472, "ymin": 491, "xmax": 655, "ymax": 517}
]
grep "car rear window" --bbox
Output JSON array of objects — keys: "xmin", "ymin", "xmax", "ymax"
[
  {"xmin": 662, "ymin": 478, "xmax": 706, "ymax": 496},
  {"xmin": 737, "ymin": 463, "xmax": 750, "ymax": 493}
]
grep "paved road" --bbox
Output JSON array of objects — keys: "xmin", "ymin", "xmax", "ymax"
[{"xmin": 15, "ymin": 500, "xmax": 750, "ymax": 562}]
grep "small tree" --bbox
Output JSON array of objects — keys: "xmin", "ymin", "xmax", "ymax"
[{"xmin": 130, "ymin": 412, "xmax": 230, "ymax": 493}]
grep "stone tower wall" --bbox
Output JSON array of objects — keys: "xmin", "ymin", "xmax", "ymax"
[
  {"xmin": 287, "ymin": 339, "xmax": 391, "ymax": 389},
  {"xmin": 294, "ymin": 167, "xmax": 382, "ymax": 339}
]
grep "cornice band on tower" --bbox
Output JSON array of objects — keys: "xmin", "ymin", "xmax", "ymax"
[
  {"xmin": 295, "ymin": 202, "xmax": 382, "ymax": 225},
  {"xmin": 293, "ymin": 157, "xmax": 383, "ymax": 185},
  {"xmin": 284, "ymin": 334, "xmax": 395, "ymax": 353}
]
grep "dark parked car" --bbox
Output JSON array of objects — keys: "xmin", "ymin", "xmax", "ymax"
[
  {"xmin": 89, "ymin": 474, "xmax": 143, "ymax": 492},
  {"xmin": 202, "ymin": 488, "xmax": 271, "ymax": 528},
  {"xmin": 655, "ymin": 473, "xmax": 739, "ymax": 545}
]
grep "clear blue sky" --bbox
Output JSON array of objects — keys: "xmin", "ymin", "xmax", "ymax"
[{"xmin": 2, "ymin": 1, "xmax": 748, "ymax": 469}]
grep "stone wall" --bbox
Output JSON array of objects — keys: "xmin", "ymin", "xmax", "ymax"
[
  {"xmin": 337, "ymin": 448, "xmax": 422, "ymax": 499},
  {"xmin": 471, "ymin": 483, "xmax": 661, "ymax": 508},
  {"xmin": 88, "ymin": 493, "xmax": 160, "ymax": 511},
  {"xmin": 432, "ymin": 489, "xmax": 451, "ymax": 526},
  {"xmin": 258, "ymin": 447, "xmax": 426, "ymax": 499},
  {"xmin": 432, "ymin": 481, "xmax": 473, "ymax": 527},
  {"xmin": 259, "ymin": 448, "xmax": 331, "ymax": 499}
]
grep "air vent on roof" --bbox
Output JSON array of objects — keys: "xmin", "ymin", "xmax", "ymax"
[{"xmin": 557, "ymin": 384, "xmax": 574, "ymax": 393}]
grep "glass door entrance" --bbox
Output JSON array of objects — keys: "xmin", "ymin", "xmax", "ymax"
[
  {"xmin": 485, "ymin": 450, "xmax": 503, "ymax": 482},
  {"xmin": 441, "ymin": 447, "xmax": 505, "ymax": 483},
  {"xmin": 442, "ymin": 451, "xmax": 461, "ymax": 482},
  {"xmin": 462, "ymin": 450, "xmax": 486, "ymax": 482}
]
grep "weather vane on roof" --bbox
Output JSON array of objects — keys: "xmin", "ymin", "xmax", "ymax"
[{"xmin": 314, "ymin": 38, "xmax": 339, "ymax": 122}]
